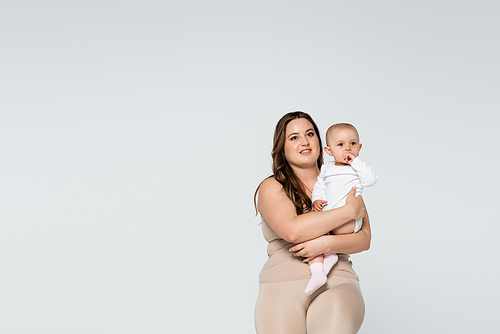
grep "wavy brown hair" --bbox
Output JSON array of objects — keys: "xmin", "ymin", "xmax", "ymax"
[{"xmin": 254, "ymin": 111, "xmax": 323, "ymax": 215}]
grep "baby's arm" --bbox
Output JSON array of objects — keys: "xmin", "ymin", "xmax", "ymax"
[
  {"xmin": 350, "ymin": 156, "xmax": 378, "ymax": 187},
  {"xmin": 313, "ymin": 200, "xmax": 328, "ymax": 212},
  {"xmin": 311, "ymin": 164, "xmax": 328, "ymax": 210}
]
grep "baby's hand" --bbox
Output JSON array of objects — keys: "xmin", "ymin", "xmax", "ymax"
[
  {"xmin": 313, "ymin": 200, "xmax": 328, "ymax": 212},
  {"xmin": 344, "ymin": 152, "xmax": 357, "ymax": 164}
]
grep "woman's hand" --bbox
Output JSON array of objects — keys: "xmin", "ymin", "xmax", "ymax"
[
  {"xmin": 345, "ymin": 186, "xmax": 365, "ymax": 220},
  {"xmin": 289, "ymin": 235, "xmax": 332, "ymax": 263}
]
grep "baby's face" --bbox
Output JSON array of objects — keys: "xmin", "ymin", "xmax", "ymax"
[{"xmin": 325, "ymin": 128, "xmax": 361, "ymax": 164}]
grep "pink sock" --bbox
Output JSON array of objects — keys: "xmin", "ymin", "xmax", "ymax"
[
  {"xmin": 323, "ymin": 253, "xmax": 338, "ymax": 275},
  {"xmin": 305, "ymin": 263, "xmax": 327, "ymax": 295}
]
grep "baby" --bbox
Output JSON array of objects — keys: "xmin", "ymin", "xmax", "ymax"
[{"xmin": 305, "ymin": 123, "xmax": 378, "ymax": 295}]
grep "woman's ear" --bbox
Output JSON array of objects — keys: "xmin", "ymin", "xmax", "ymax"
[{"xmin": 324, "ymin": 146, "xmax": 333, "ymax": 157}]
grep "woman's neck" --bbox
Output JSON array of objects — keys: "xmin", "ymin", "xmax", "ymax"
[{"xmin": 292, "ymin": 166, "xmax": 320, "ymax": 195}]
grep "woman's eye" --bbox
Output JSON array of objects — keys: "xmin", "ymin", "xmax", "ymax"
[
  {"xmin": 290, "ymin": 136, "xmax": 298, "ymax": 141},
  {"xmin": 307, "ymin": 132, "xmax": 315, "ymax": 137}
]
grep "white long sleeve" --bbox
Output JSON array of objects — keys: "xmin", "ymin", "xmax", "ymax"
[
  {"xmin": 350, "ymin": 156, "xmax": 378, "ymax": 187},
  {"xmin": 311, "ymin": 163, "xmax": 329, "ymax": 203}
]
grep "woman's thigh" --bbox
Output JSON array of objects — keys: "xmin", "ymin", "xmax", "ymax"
[
  {"xmin": 255, "ymin": 280, "xmax": 310, "ymax": 334},
  {"xmin": 306, "ymin": 276, "xmax": 365, "ymax": 334}
]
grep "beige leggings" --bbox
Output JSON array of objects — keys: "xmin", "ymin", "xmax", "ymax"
[{"xmin": 254, "ymin": 276, "xmax": 365, "ymax": 334}]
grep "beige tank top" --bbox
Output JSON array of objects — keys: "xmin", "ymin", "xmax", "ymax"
[{"xmin": 259, "ymin": 217, "xmax": 359, "ymax": 283}]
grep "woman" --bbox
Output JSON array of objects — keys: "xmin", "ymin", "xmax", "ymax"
[{"xmin": 254, "ymin": 111, "xmax": 371, "ymax": 334}]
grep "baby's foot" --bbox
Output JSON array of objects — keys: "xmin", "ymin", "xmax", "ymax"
[{"xmin": 305, "ymin": 263, "xmax": 327, "ymax": 295}]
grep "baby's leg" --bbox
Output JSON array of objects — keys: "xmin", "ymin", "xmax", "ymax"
[
  {"xmin": 305, "ymin": 254, "xmax": 327, "ymax": 295},
  {"xmin": 332, "ymin": 219, "xmax": 357, "ymax": 235},
  {"xmin": 323, "ymin": 253, "xmax": 338, "ymax": 275},
  {"xmin": 308, "ymin": 254, "xmax": 324, "ymax": 265}
]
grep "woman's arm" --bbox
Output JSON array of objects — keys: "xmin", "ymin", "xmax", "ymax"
[
  {"xmin": 257, "ymin": 177, "xmax": 365, "ymax": 243},
  {"xmin": 289, "ymin": 212, "xmax": 371, "ymax": 260}
]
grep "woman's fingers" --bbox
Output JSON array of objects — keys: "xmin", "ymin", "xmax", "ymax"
[
  {"xmin": 357, "ymin": 198, "xmax": 366, "ymax": 219},
  {"xmin": 346, "ymin": 186, "xmax": 365, "ymax": 220},
  {"xmin": 289, "ymin": 243, "xmax": 306, "ymax": 257},
  {"xmin": 289, "ymin": 243, "xmax": 301, "ymax": 253},
  {"xmin": 347, "ymin": 185, "xmax": 356, "ymax": 198}
]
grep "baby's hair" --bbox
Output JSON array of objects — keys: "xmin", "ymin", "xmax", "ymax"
[{"xmin": 325, "ymin": 123, "xmax": 359, "ymax": 145}]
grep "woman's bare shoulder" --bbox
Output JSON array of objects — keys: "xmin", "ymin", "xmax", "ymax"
[
  {"xmin": 257, "ymin": 176, "xmax": 296, "ymax": 235},
  {"xmin": 259, "ymin": 176, "xmax": 283, "ymax": 194},
  {"xmin": 258, "ymin": 177, "xmax": 294, "ymax": 211},
  {"xmin": 260, "ymin": 176, "xmax": 278, "ymax": 187}
]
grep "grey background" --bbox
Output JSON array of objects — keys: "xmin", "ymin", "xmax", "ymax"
[{"xmin": 1, "ymin": 0, "xmax": 499, "ymax": 333}]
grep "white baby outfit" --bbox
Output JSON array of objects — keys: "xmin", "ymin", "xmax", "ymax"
[{"xmin": 311, "ymin": 156, "xmax": 378, "ymax": 232}]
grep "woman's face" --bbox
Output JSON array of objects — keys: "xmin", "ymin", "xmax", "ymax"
[{"xmin": 284, "ymin": 118, "xmax": 320, "ymax": 170}]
